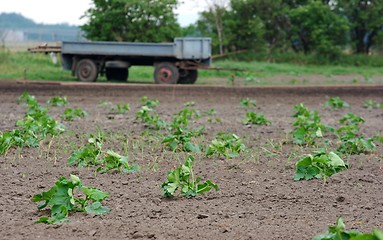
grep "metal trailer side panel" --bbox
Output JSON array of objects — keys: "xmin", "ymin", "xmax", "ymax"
[
  {"xmin": 174, "ymin": 38, "xmax": 211, "ymax": 60},
  {"xmin": 61, "ymin": 41, "xmax": 177, "ymax": 58}
]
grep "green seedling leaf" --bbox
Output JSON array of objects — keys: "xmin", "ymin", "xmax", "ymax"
[
  {"xmin": 32, "ymin": 175, "xmax": 109, "ymax": 224},
  {"xmin": 47, "ymin": 96, "xmax": 68, "ymax": 107},
  {"xmin": 85, "ymin": 202, "xmax": 110, "ymax": 215},
  {"xmin": 161, "ymin": 155, "xmax": 218, "ymax": 198},
  {"xmin": 294, "ymin": 151, "xmax": 347, "ymax": 181},
  {"xmin": 313, "ymin": 217, "xmax": 383, "ymax": 240}
]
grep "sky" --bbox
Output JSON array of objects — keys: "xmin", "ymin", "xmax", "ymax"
[{"xmin": 0, "ymin": 0, "xmax": 207, "ymax": 26}]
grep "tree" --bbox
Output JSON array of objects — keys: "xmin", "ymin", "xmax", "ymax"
[
  {"xmin": 288, "ymin": 1, "xmax": 349, "ymax": 58},
  {"xmin": 203, "ymin": 0, "xmax": 230, "ymax": 55},
  {"xmin": 81, "ymin": 0, "xmax": 181, "ymax": 42},
  {"xmin": 334, "ymin": 0, "xmax": 383, "ymax": 54}
]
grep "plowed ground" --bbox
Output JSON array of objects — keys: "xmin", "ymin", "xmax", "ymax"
[{"xmin": 0, "ymin": 81, "xmax": 382, "ymax": 240}]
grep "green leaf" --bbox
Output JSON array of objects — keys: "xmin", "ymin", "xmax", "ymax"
[
  {"xmin": 328, "ymin": 152, "xmax": 346, "ymax": 168},
  {"xmin": 85, "ymin": 202, "xmax": 110, "ymax": 215},
  {"xmin": 81, "ymin": 187, "xmax": 109, "ymax": 202}
]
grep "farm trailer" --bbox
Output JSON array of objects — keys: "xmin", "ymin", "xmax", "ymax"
[{"xmin": 29, "ymin": 38, "xmax": 212, "ymax": 84}]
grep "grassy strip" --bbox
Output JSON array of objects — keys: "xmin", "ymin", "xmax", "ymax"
[{"xmin": 1, "ymin": 49, "xmax": 383, "ymax": 84}]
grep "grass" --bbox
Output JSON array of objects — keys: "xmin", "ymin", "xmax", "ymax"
[{"xmin": 2, "ymin": 47, "xmax": 383, "ymax": 86}]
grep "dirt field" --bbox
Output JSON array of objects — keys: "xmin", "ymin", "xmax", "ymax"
[{"xmin": 0, "ymin": 80, "xmax": 382, "ymax": 240}]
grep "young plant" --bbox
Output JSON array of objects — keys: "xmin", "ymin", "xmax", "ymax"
[
  {"xmin": 162, "ymin": 126, "xmax": 203, "ymax": 153},
  {"xmin": 336, "ymin": 113, "xmax": 376, "ymax": 155},
  {"xmin": 313, "ymin": 217, "xmax": 383, "ymax": 240},
  {"xmin": 0, "ymin": 92, "xmax": 65, "ymax": 155},
  {"xmin": 32, "ymin": 174, "xmax": 109, "ymax": 224},
  {"xmin": 96, "ymin": 150, "xmax": 139, "ymax": 174},
  {"xmin": 363, "ymin": 99, "xmax": 381, "ymax": 109},
  {"xmin": 206, "ymin": 132, "xmax": 246, "ymax": 159},
  {"xmin": 68, "ymin": 134, "xmax": 103, "ymax": 167},
  {"xmin": 161, "ymin": 155, "xmax": 219, "ymax": 198},
  {"xmin": 110, "ymin": 102, "xmax": 130, "ymax": 114},
  {"xmin": 324, "ymin": 97, "xmax": 350, "ymax": 109},
  {"xmin": 240, "ymin": 98, "xmax": 257, "ymax": 108},
  {"xmin": 68, "ymin": 134, "xmax": 139, "ymax": 174},
  {"xmin": 136, "ymin": 106, "xmax": 166, "ymax": 130},
  {"xmin": 46, "ymin": 96, "xmax": 68, "ymax": 107},
  {"xmin": 294, "ymin": 150, "xmax": 347, "ymax": 181},
  {"xmin": 170, "ymin": 107, "xmax": 201, "ymax": 129},
  {"xmin": 139, "ymin": 96, "xmax": 159, "ymax": 108},
  {"xmin": 243, "ymin": 111, "xmax": 271, "ymax": 125},
  {"xmin": 62, "ymin": 107, "xmax": 88, "ymax": 121},
  {"xmin": 292, "ymin": 103, "xmax": 328, "ymax": 145}
]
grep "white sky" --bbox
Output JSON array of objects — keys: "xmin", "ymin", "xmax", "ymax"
[{"xmin": 0, "ymin": 0, "xmax": 207, "ymax": 26}]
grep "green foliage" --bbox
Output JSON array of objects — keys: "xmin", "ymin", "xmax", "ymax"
[
  {"xmin": 336, "ymin": 113, "xmax": 376, "ymax": 155},
  {"xmin": 68, "ymin": 134, "xmax": 139, "ymax": 173},
  {"xmin": 240, "ymin": 98, "xmax": 257, "ymax": 108},
  {"xmin": 68, "ymin": 134, "xmax": 103, "ymax": 167},
  {"xmin": 170, "ymin": 107, "xmax": 201, "ymax": 130},
  {"xmin": 243, "ymin": 111, "xmax": 271, "ymax": 125},
  {"xmin": 96, "ymin": 150, "xmax": 139, "ymax": 174},
  {"xmin": 0, "ymin": 92, "xmax": 65, "ymax": 155},
  {"xmin": 32, "ymin": 174, "xmax": 109, "ymax": 224},
  {"xmin": 294, "ymin": 150, "xmax": 347, "ymax": 181},
  {"xmin": 206, "ymin": 132, "xmax": 246, "ymax": 159},
  {"xmin": 292, "ymin": 103, "xmax": 328, "ymax": 145},
  {"xmin": 62, "ymin": 107, "xmax": 88, "ymax": 121},
  {"xmin": 161, "ymin": 155, "xmax": 219, "ymax": 198},
  {"xmin": 313, "ymin": 217, "xmax": 383, "ymax": 240},
  {"xmin": 162, "ymin": 126, "xmax": 203, "ymax": 153},
  {"xmin": 110, "ymin": 102, "xmax": 130, "ymax": 114},
  {"xmin": 81, "ymin": 0, "xmax": 180, "ymax": 42},
  {"xmin": 289, "ymin": 1, "xmax": 350, "ymax": 58},
  {"xmin": 135, "ymin": 96, "xmax": 165, "ymax": 130},
  {"xmin": 46, "ymin": 96, "xmax": 68, "ymax": 107},
  {"xmin": 363, "ymin": 100, "xmax": 382, "ymax": 109},
  {"xmin": 324, "ymin": 97, "xmax": 350, "ymax": 109}
]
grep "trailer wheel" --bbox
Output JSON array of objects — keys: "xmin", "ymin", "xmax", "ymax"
[
  {"xmin": 76, "ymin": 59, "xmax": 98, "ymax": 82},
  {"xmin": 154, "ymin": 62, "xmax": 179, "ymax": 84},
  {"xmin": 178, "ymin": 69, "xmax": 198, "ymax": 84},
  {"xmin": 106, "ymin": 68, "xmax": 129, "ymax": 81}
]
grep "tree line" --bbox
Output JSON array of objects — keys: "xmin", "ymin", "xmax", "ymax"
[{"xmin": 81, "ymin": 0, "xmax": 383, "ymax": 59}]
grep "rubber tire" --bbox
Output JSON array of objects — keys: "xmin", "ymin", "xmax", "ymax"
[
  {"xmin": 178, "ymin": 69, "xmax": 198, "ymax": 84},
  {"xmin": 154, "ymin": 62, "xmax": 179, "ymax": 84},
  {"xmin": 76, "ymin": 59, "xmax": 98, "ymax": 82},
  {"xmin": 106, "ymin": 68, "xmax": 129, "ymax": 81}
]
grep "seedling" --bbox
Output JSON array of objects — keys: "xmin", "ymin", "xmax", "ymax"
[
  {"xmin": 46, "ymin": 96, "xmax": 68, "ymax": 107},
  {"xmin": 161, "ymin": 155, "xmax": 219, "ymax": 198},
  {"xmin": 32, "ymin": 174, "xmax": 109, "ymax": 224},
  {"xmin": 170, "ymin": 107, "xmax": 201, "ymax": 129},
  {"xmin": 313, "ymin": 217, "xmax": 383, "ymax": 240},
  {"xmin": 324, "ymin": 97, "xmax": 350, "ymax": 109},
  {"xmin": 139, "ymin": 96, "xmax": 159, "ymax": 108},
  {"xmin": 110, "ymin": 102, "xmax": 130, "ymax": 114},
  {"xmin": 136, "ymin": 106, "xmax": 166, "ymax": 130},
  {"xmin": 243, "ymin": 111, "xmax": 271, "ymax": 125},
  {"xmin": 0, "ymin": 92, "xmax": 65, "ymax": 155},
  {"xmin": 184, "ymin": 101, "xmax": 196, "ymax": 107},
  {"xmin": 363, "ymin": 100, "xmax": 381, "ymax": 109},
  {"xmin": 336, "ymin": 113, "xmax": 376, "ymax": 155},
  {"xmin": 203, "ymin": 108, "xmax": 217, "ymax": 116},
  {"xmin": 96, "ymin": 150, "xmax": 139, "ymax": 173},
  {"xmin": 162, "ymin": 126, "xmax": 203, "ymax": 153},
  {"xmin": 294, "ymin": 150, "xmax": 347, "ymax": 181},
  {"xmin": 62, "ymin": 107, "xmax": 88, "ymax": 121},
  {"xmin": 206, "ymin": 132, "xmax": 246, "ymax": 159},
  {"xmin": 68, "ymin": 134, "xmax": 103, "ymax": 167},
  {"xmin": 292, "ymin": 103, "xmax": 328, "ymax": 145},
  {"xmin": 240, "ymin": 98, "xmax": 257, "ymax": 108},
  {"xmin": 68, "ymin": 134, "xmax": 139, "ymax": 174}
]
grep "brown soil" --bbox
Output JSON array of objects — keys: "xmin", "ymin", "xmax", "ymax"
[{"xmin": 0, "ymin": 81, "xmax": 382, "ymax": 240}]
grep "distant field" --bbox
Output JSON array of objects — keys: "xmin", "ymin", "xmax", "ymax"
[{"xmin": 2, "ymin": 42, "xmax": 383, "ymax": 86}]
